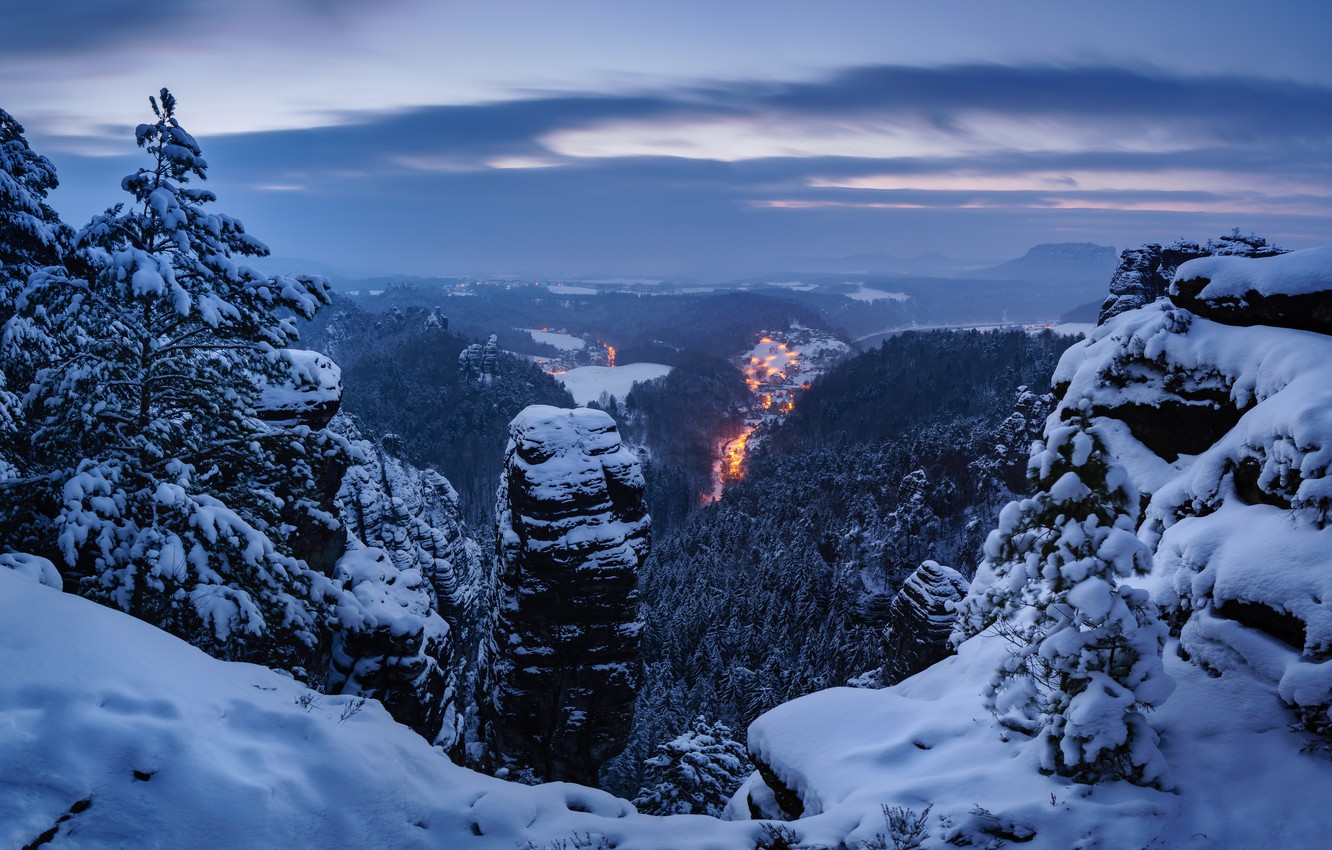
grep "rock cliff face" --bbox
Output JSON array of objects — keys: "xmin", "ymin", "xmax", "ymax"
[
  {"xmin": 459, "ymin": 334, "xmax": 501, "ymax": 384},
  {"xmin": 255, "ymin": 349, "xmax": 350, "ymax": 580},
  {"xmin": 331, "ymin": 414, "xmax": 487, "ymax": 750},
  {"xmin": 878, "ymin": 560, "xmax": 969, "ymax": 686},
  {"xmin": 486, "ymin": 405, "xmax": 650, "ymax": 785},
  {"xmin": 1058, "ymin": 245, "xmax": 1332, "ymax": 746},
  {"xmin": 1097, "ymin": 232, "xmax": 1283, "ymax": 325}
]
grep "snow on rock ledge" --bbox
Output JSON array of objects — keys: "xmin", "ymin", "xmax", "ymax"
[
  {"xmin": 1171, "ymin": 246, "xmax": 1332, "ymax": 334},
  {"xmin": 5, "ymin": 568, "xmax": 1328, "ymax": 849},
  {"xmin": 0, "ymin": 570, "xmax": 754, "ymax": 850},
  {"xmin": 256, "ymin": 348, "xmax": 343, "ymax": 428}
]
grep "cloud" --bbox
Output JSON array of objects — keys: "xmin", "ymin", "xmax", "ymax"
[
  {"xmin": 0, "ymin": 0, "xmax": 400, "ymax": 55},
  {"xmin": 35, "ymin": 63, "xmax": 1332, "ymax": 274}
]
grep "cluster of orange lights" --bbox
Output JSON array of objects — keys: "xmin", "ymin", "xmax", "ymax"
[
  {"xmin": 743, "ymin": 338, "xmax": 800, "ymax": 386},
  {"xmin": 721, "ymin": 427, "xmax": 754, "ymax": 481}
]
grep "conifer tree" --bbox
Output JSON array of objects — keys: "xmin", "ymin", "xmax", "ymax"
[
  {"xmin": 0, "ymin": 107, "xmax": 70, "ymax": 300},
  {"xmin": 0, "ymin": 107, "xmax": 72, "ymax": 479},
  {"xmin": 5, "ymin": 90, "xmax": 340, "ymax": 673},
  {"xmin": 954, "ymin": 409, "xmax": 1174, "ymax": 787},
  {"xmin": 633, "ymin": 716, "xmax": 751, "ymax": 816}
]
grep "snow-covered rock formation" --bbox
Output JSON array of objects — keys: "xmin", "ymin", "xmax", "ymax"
[
  {"xmin": 329, "ymin": 414, "xmax": 488, "ymax": 750},
  {"xmin": 1097, "ymin": 231, "xmax": 1283, "ymax": 325},
  {"xmin": 459, "ymin": 333, "xmax": 500, "ymax": 384},
  {"xmin": 486, "ymin": 405, "xmax": 650, "ymax": 785},
  {"xmin": 1057, "ymin": 247, "xmax": 1332, "ymax": 753},
  {"xmin": 877, "ymin": 560, "xmax": 969, "ymax": 686},
  {"xmin": 256, "ymin": 348, "xmax": 343, "ymax": 429}
]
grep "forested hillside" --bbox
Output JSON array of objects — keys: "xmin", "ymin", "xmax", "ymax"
[
  {"xmin": 302, "ymin": 301, "xmax": 576, "ymax": 525},
  {"xmin": 605, "ymin": 328, "xmax": 1072, "ymax": 794}
]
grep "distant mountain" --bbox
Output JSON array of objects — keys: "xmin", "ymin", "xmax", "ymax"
[
  {"xmin": 969, "ymin": 242, "xmax": 1117, "ymax": 283},
  {"xmin": 763, "ymin": 251, "xmax": 993, "ymax": 277}
]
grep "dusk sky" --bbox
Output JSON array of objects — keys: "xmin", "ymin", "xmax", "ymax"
[{"xmin": 5, "ymin": 0, "xmax": 1331, "ymax": 278}]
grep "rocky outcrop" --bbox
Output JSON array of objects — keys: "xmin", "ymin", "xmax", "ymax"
[
  {"xmin": 1053, "ymin": 307, "xmax": 1247, "ymax": 461},
  {"xmin": 879, "ymin": 560, "xmax": 969, "ymax": 685},
  {"xmin": 258, "ymin": 350, "xmax": 349, "ymax": 579},
  {"xmin": 1056, "ymin": 246, "xmax": 1332, "ymax": 749},
  {"xmin": 327, "ymin": 540, "xmax": 454, "ymax": 743},
  {"xmin": 331, "ymin": 414, "xmax": 487, "ymax": 750},
  {"xmin": 256, "ymin": 349, "xmax": 343, "ymax": 429},
  {"xmin": 1097, "ymin": 232, "xmax": 1283, "ymax": 325},
  {"xmin": 1170, "ymin": 247, "xmax": 1332, "ymax": 335},
  {"xmin": 459, "ymin": 334, "xmax": 500, "ymax": 384},
  {"xmin": 486, "ymin": 405, "xmax": 650, "ymax": 785}
]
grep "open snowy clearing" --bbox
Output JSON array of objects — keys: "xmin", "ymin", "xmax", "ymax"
[
  {"xmin": 556, "ymin": 363, "xmax": 672, "ymax": 406},
  {"xmin": 524, "ymin": 329, "xmax": 587, "ymax": 350},
  {"xmin": 1049, "ymin": 322, "xmax": 1095, "ymax": 336},
  {"xmin": 846, "ymin": 285, "xmax": 909, "ymax": 302}
]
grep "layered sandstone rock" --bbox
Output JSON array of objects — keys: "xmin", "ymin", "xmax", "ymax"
[{"xmin": 486, "ymin": 405, "xmax": 650, "ymax": 785}]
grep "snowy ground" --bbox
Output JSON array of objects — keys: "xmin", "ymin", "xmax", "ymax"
[
  {"xmin": 736, "ymin": 633, "xmax": 1332, "ymax": 849},
  {"xmin": 556, "ymin": 363, "xmax": 672, "ymax": 406},
  {"xmin": 523, "ymin": 329, "xmax": 586, "ymax": 350},
  {"xmin": 543, "ymin": 284, "xmax": 600, "ymax": 295},
  {"xmin": 846, "ymin": 285, "xmax": 909, "ymax": 302},
  {"xmin": 4, "ymin": 566, "xmax": 1328, "ymax": 849},
  {"xmin": 1049, "ymin": 322, "xmax": 1095, "ymax": 337}
]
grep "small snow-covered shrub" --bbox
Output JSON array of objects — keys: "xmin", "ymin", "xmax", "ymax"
[
  {"xmin": 955, "ymin": 410, "xmax": 1175, "ymax": 787},
  {"xmin": 855, "ymin": 804, "xmax": 933, "ymax": 850},
  {"xmin": 632, "ymin": 716, "xmax": 751, "ymax": 816}
]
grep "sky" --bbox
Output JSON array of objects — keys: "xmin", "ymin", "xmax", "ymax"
[{"xmin": 5, "ymin": 0, "xmax": 1332, "ymax": 278}]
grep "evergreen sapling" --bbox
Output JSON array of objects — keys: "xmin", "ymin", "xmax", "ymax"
[
  {"xmin": 954, "ymin": 408, "xmax": 1175, "ymax": 787},
  {"xmin": 632, "ymin": 716, "xmax": 751, "ymax": 816}
]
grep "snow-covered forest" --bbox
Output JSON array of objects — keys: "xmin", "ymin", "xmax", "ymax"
[{"xmin": 3, "ymin": 86, "xmax": 1332, "ymax": 850}]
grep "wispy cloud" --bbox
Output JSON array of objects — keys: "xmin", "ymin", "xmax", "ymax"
[{"xmin": 33, "ymin": 62, "xmax": 1332, "ymax": 274}]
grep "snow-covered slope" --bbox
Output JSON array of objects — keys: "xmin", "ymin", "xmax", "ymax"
[
  {"xmin": 0, "ymin": 568, "xmax": 751, "ymax": 850},
  {"xmin": 738, "ymin": 633, "xmax": 1329, "ymax": 848},
  {"xmin": 5, "ymin": 561, "xmax": 1327, "ymax": 849}
]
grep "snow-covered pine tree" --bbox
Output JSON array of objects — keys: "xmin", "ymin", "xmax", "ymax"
[
  {"xmin": 0, "ymin": 107, "xmax": 72, "ymax": 480},
  {"xmin": 5, "ymin": 90, "xmax": 341, "ymax": 674},
  {"xmin": 0, "ymin": 107, "xmax": 70, "ymax": 302},
  {"xmin": 632, "ymin": 716, "xmax": 751, "ymax": 816},
  {"xmin": 953, "ymin": 408, "xmax": 1175, "ymax": 787}
]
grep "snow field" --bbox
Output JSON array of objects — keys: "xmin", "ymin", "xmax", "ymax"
[{"xmin": 556, "ymin": 363, "xmax": 673, "ymax": 406}]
